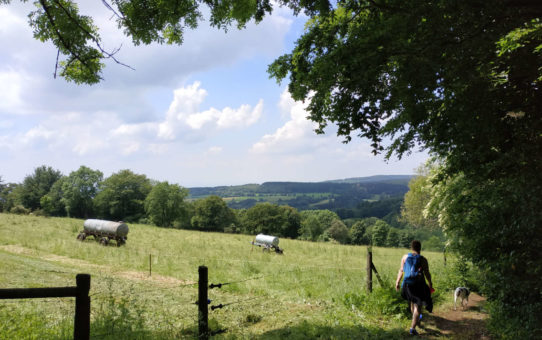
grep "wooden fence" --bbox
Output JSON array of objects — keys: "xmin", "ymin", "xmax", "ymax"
[{"xmin": 0, "ymin": 273, "xmax": 90, "ymax": 340}]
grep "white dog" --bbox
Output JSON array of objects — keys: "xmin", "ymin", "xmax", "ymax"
[{"xmin": 454, "ymin": 287, "xmax": 470, "ymax": 310}]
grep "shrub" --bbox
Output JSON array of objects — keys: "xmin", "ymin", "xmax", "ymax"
[
  {"xmin": 440, "ymin": 255, "xmax": 482, "ymax": 292},
  {"xmin": 32, "ymin": 209, "xmax": 48, "ymax": 217},
  {"xmin": 343, "ymin": 287, "xmax": 407, "ymax": 318},
  {"xmin": 10, "ymin": 205, "xmax": 30, "ymax": 215},
  {"xmin": 423, "ymin": 236, "xmax": 444, "ymax": 251},
  {"xmin": 487, "ymin": 300, "xmax": 542, "ymax": 340}
]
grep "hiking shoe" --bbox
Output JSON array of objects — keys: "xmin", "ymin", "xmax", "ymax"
[{"xmin": 409, "ymin": 328, "xmax": 419, "ymax": 336}]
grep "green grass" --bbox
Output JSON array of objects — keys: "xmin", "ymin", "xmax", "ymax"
[{"xmin": 0, "ymin": 213, "xmax": 452, "ymax": 339}]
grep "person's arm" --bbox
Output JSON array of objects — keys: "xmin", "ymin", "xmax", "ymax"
[
  {"xmin": 395, "ymin": 255, "xmax": 407, "ymax": 291},
  {"xmin": 421, "ymin": 257, "xmax": 433, "ymax": 289}
]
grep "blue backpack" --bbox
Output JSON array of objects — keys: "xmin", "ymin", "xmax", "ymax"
[{"xmin": 402, "ymin": 253, "xmax": 423, "ymax": 286}]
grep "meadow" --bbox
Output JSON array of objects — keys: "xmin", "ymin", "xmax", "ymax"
[{"xmin": 0, "ymin": 213, "xmax": 455, "ymax": 339}]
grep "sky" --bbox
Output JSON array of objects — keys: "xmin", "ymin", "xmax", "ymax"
[{"xmin": 0, "ymin": 2, "xmax": 428, "ymax": 187}]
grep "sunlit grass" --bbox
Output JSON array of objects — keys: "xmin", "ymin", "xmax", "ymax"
[{"xmin": 0, "ymin": 213, "xmax": 452, "ymax": 339}]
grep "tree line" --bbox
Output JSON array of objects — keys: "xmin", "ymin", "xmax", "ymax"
[{"xmin": 0, "ymin": 165, "xmax": 443, "ymax": 250}]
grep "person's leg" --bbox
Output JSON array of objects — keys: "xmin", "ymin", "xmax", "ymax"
[{"xmin": 411, "ymin": 303, "xmax": 420, "ymax": 329}]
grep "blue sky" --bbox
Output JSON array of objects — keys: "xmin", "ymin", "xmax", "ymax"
[{"xmin": 0, "ymin": 2, "xmax": 428, "ymax": 187}]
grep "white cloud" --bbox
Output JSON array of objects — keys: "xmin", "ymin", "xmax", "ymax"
[
  {"xmin": 167, "ymin": 82, "xmax": 262, "ymax": 131},
  {"xmin": 207, "ymin": 146, "xmax": 223, "ymax": 154},
  {"xmin": 250, "ymin": 89, "xmax": 323, "ymax": 154},
  {"xmin": 119, "ymin": 141, "xmax": 141, "ymax": 156},
  {"xmin": 1, "ymin": 111, "xmax": 122, "ymax": 155},
  {"xmin": 23, "ymin": 125, "xmax": 54, "ymax": 142},
  {"xmin": 0, "ymin": 1, "xmax": 291, "ymax": 122},
  {"xmin": 0, "ymin": 7, "xmax": 25, "ymax": 31},
  {"xmin": 0, "ymin": 70, "xmax": 25, "ymax": 114},
  {"xmin": 114, "ymin": 81, "xmax": 264, "ymax": 141},
  {"xmin": 4, "ymin": 82, "xmax": 264, "ymax": 160}
]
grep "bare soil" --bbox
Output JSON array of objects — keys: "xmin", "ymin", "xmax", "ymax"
[{"xmin": 418, "ymin": 292, "xmax": 491, "ymax": 339}]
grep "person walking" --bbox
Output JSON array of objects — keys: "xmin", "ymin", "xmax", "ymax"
[{"xmin": 395, "ymin": 240, "xmax": 433, "ymax": 336}]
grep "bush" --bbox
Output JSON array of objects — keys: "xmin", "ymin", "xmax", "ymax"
[
  {"xmin": 343, "ymin": 287, "xmax": 407, "ymax": 318},
  {"xmin": 423, "ymin": 236, "xmax": 444, "ymax": 251},
  {"xmin": 32, "ymin": 209, "xmax": 48, "ymax": 217},
  {"xmin": 487, "ymin": 300, "xmax": 542, "ymax": 340},
  {"xmin": 10, "ymin": 205, "xmax": 30, "ymax": 215},
  {"xmin": 440, "ymin": 255, "xmax": 482, "ymax": 292},
  {"xmin": 137, "ymin": 217, "xmax": 151, "ymax": 225},
  {"xmin": 326, "ymin": 219, "xmax": 350, "ymax": 244}
]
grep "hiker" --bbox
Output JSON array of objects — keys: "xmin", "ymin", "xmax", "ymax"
[{"xmin": 395, "ymin": 240, "xmax": 433, "ymax": 336}]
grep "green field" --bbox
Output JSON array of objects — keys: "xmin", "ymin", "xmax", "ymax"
[{"xmin": 0, "ymin": 214, "xmax": 452, "ymax": 339}]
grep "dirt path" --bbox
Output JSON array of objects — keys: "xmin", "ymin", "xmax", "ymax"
[{"xmin": 419, "ymin": 293, "xmax": 491, "ymax": 339}]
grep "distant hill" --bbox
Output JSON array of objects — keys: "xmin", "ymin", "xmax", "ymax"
[
  {"xmin": 188, "ymin": 175, "xmax": 413, "ymax": 212},
  {"xmin": 324, "ymin": 175, "xmax": 413, "ymax": 186}
]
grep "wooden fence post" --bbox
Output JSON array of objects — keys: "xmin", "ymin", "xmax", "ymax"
[
  {"xmin": 0, "ymin": 273, "xmax": 91, "ymax": 340},
  {"xmin": 149, "ymin": 254, "xmax": 152, "ymax": 277},
  {"xmin": 198, "ymin": 266, "xmax": 209, "ymax": 340},
  {"xmin": 367, "ymin": 248, "xmax": 373, "ymax": 293},
  {"xmin": 74, "ymin": 274, "xmax": 90, "ymax": 340},
  {"xmin": 371, "ymin": 262, "xmax": 385, "ymax": 288}
]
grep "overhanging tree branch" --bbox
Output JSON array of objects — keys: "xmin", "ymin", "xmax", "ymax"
[
  {"xmin": 52, "ymin": 0, "xmax": 135, "ymax": 70},
  {"xmin": 38, "ymin": 0, "xmax": 94, "ymax": 74}
]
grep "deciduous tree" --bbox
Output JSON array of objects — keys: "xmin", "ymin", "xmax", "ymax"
[
  {"xmin": 191, "ymin": 195, "xmax": 235, "ymax": 232},
  {"xmin": 144, "ymin": 181, "xmax": 188, "ymax": 228},
  {"xmin": 299, "ymin": 209, "xmax": 339, "ymax": 241},
  {"xmin": 61, "ymin": 166, "xmax": 103, "ymax": 218},
  {"xmin": 371, "ymin": 220, "xmax": 390, "ymax": 246},
  {"xmin": 94, "ymin": 169, "xmax": 151, "ymax": 221},
  {"xmin": 19, "ymin": 165, "xmax": 62, "ymax": 211},
  {"xmin": 239, "ymin": 203, "xmax": 301, "ymax": 238},
  {"xmin": 40, "ymin": 177, "xmax": 67, "ymax": 216},
  {"xmin": 325, "ymin": 219, "xmax": 349, "ymax": 244},
  {"xmin": 400, "ymin": 161, "xmax": 439, "ymax": 230},
  {"xmin": 0, "ymin": 179, "xmax": 20, "ymax": 213}
]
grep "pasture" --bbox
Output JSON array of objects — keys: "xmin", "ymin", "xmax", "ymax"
[{"xmin": 0, "ymin": 213, "xmax": 452, "ymax": 339}]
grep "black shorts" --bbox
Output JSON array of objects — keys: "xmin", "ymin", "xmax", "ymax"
[{"xmin": 401, "ymin": 281, "xmax": 433, "ymax": 313}]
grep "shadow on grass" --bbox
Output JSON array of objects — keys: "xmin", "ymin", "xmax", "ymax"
[
  {"xmin": 90, "ymin": 326, "xmax": 200, "ymax": 339},
  {"xmin": 421, "ymin": 314, "xmax": 489, "ymax": 339},
  {"xmin": 215, "ymin": 320, "xmax": 412, "ymax": 340}
]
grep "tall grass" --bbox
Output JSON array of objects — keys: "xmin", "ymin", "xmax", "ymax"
[{"xmin": 0, "ymin": 213, "xmax": 460, "ymax": 339}]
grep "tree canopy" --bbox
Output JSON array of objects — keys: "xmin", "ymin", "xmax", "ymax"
[
  {"xmin": 400, "ymin": 161, "xmax": 439, "ymax": 230},
  {"xmin": 269, "ymin": 1, "xmax": 542, "ymax": 166},
  {"xmin": 269, "ymin": 3, "xmax": 542, "ymax": 335},
  {"xmin": 191, "ymin": 195, "xmax": 235, "ymax": 232},
  {"xmin": 94, "ymin": 169, "xmax": 151, "ymax": 221},
  {"xmin": 19, "ymin": 165, "xmax": 62, "ymax": 211},
  {"xmin": 62, "ymin": 166, "xmax": 103, "ymax": 218},
  {"xmin": 0, "ymin": 0, "xmax": 311, "ymax": 84},
  {"xmin": 238, "ymin": 202, "xmax": 301, "ymax": 238},
  {"xmin": 144, "ymin": 181, "xmax": 188, "ymax": 228},
  {"xmin": 298, "ymin": 209, "xmax": 339, "ymax": 241}
]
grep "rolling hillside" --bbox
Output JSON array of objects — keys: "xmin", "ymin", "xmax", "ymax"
[
  {"xmin": 0, "ymin": 213, "xmax": 455, "ymax": 339},
  {"xmin": 188, "ymin": 175, "xmax": 413, "ymax": 211}
]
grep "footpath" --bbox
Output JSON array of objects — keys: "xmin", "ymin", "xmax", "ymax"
[{"xmin": 419, "ymin": 293, "xmax": 491, "ymax": 339}]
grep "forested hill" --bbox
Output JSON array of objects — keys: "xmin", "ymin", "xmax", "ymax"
[
  {"xmin": 324, "ymin": 175, "xmax": 412, "ymax": 185},
  {"xmin": 188, "ymin": 175, "xmax": 413, "ymax": 212}
]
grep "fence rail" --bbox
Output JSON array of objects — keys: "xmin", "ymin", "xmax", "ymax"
[{"xmin": 0, "ymin": 273, "xmax": 90, "ymax": 340}]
